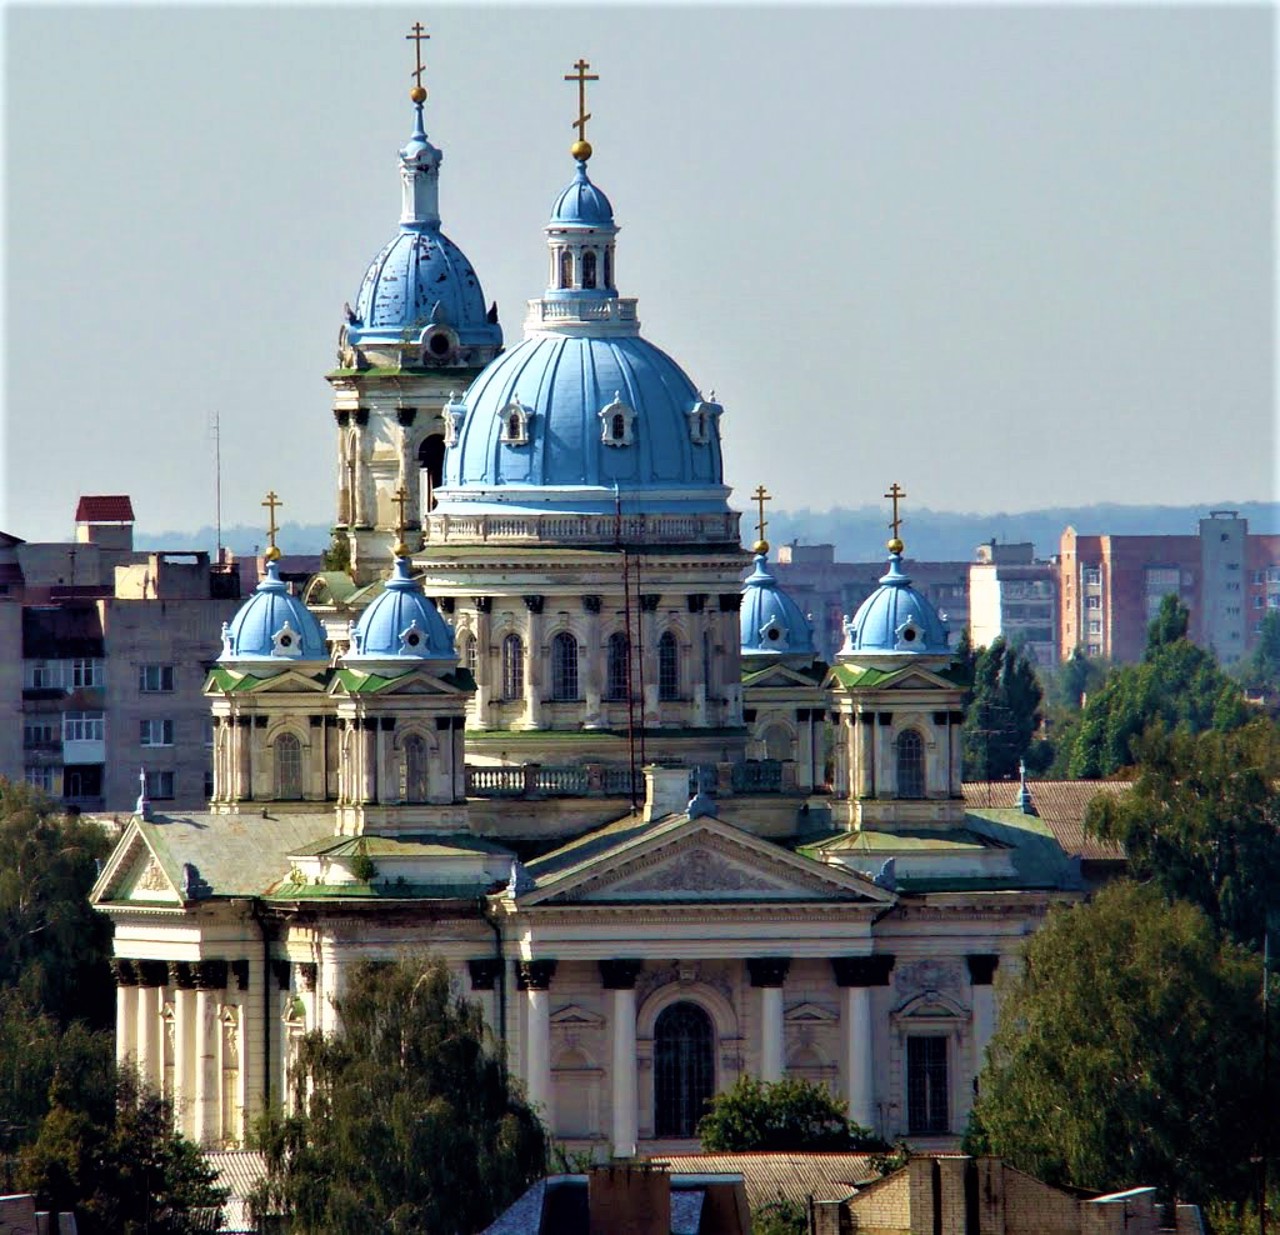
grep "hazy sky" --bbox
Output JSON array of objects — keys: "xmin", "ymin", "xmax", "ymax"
[{"xmin": 4, "ymin": 4, "xmax": 1274, "ymax": 543}]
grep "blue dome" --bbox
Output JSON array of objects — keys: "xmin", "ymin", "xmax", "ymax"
[
  {"xmin": 347, "ymin": 557, "xmax": 456, "ymax": 666},
  {"xmin": 219, "ymin": 562, "xmax": 328, "ymax": 666},
  {"xmin": 842, "ymin": 555, "xmax": 950, "ymax": 657},
  {"xmin": 740, "ymin": 554, "xmax": 816, "ymax": 658},
  {"xmin": 550, "ymin": 161, "xmax": 615, "ymax": 228},
  {"xmin": 347, "ymin": 228, "xmax": 501, "ymax": 350},
  {"xmin": 436, "ymin": 333, "xmax": 727, "ymax": 514}
]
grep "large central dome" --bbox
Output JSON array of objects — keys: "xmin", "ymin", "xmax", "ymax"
[{"xmin": 432, "ymin": 155, "xmax": 729, "ymax": 519}]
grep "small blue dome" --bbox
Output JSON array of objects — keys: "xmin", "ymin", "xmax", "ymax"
[
  {"xmin": 437, "ymin": 334, "xmax": 727, "ymax": 514},
  {"xmin": 740, "ymin": 554, "xmax": 816, "ymax": 658},
  {"xmin": 550, "ymin": 161, "xmax": 615, "ymax": 228},
  {"xmin": 842, "ymin": 555, "xmax": 950, "ymax": 657},
  {"xmin": 347, "ymin": 557, "xmax": 456, "ymax": 665},
  {"xmin": 348, "ymin": 229, "xmax": 501, "ymax": 350},
  {"xmin": 219, "ymin": 562, "xmax": 328, "ymax": 665}
]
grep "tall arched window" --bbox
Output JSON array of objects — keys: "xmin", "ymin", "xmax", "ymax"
[
  {"xmin": 897, "ymin": 728, "xmax": 925, "ymax": 798},
  {"xmin": 582, "ymin": 250, "xmax": 597, "ymax": 289},
  {"xmin": 417, "ymin": 434, "xmax": 445, "ymax": 513},
  {"xmin": 275, "ymin": 732, "xmax": 303, "ymax": 800},
  {"xmin": 403, "ymin": 734, "xmax": 428, "ymax": 803},
  {"xmin": 502, "ymin": 634, "xmax": 524, "ymax": 701},
  {"xmin": 558, "ymin": 249, "xmax": 572, "ymax": 289},
  {"xmin": 461, "ymin": 633, "xmax": 478, "ymax": 675},
  {"xmin": 606, "ymin": 632, "xmax": 630, "ymax": 701},
  {"xmin": 658, "ymin": 631, "xmax": 679, "ymax": 701},
  {"xmin": 654, "ymin": 1002, "xmax": 715, "ymax": 1138},
  {"xmin": 551, "ymin": 632, "xmax": 579, "ymax": 701}
]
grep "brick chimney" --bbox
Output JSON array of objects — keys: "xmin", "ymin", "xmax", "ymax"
[{"xmin": 643, "ymin": 764, "xmax": 689, "ymax": 821}]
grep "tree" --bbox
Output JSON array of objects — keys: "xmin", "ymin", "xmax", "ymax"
[
  {"xmin": 19, "ymin": 1070, "xmax": 226, "ymax": 1234},
  {"xmin": 697, "ymin": 1076, "xmax": 884, "ymax": 1153},
  {"xmin": 1068, "ymin": 597, "xmax": 1250, "ymax": 778},
  {"xmin": 1085, "ymin": 719, "xmax": 1280, "ymax": 951},
  {"xmin": 0, "ymin": 779, "xmax": 114, "ymax": 1028},
  {"xmin": 1052, "ymin": 648, "xmax": 1108, "ymax": 711},
  {"xmin": 250, "ymin": 956, "xmax": 545, "ymax": 1234},
  {"xmin": 962, "ymin": 637, "xmax": 1044, "ymax": 780},
  {"xmin": 1242, "ymin": 610, "xmax": 1280, "ymax": 701},
  {"xmin": 966, "ymin": 882, "xmax": 1271, "ymax": 1207}
]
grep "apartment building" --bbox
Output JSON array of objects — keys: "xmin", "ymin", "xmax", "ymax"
[
  {"xmin": 968, "ymin": 541, "xmax": 1058, "ymax": 669},
  {"xmin": 1059, "ymin": 511, "xmax": 1280, "ymax": 665}
]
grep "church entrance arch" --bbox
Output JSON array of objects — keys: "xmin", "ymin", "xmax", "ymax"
[{"xmin": 653, "ymin": 1001, "xmax": 715, "ymax": 1138}]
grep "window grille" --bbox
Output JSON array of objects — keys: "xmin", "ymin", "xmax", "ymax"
[
  {"xmin": 654, "ymin": 1002, "xmax": 715, "ymax": 1139},
  {"xmin": 907, "ymin": 1036, "xmax": 949, "ymax": 1134},
  {"xmin": 502, "ymin": 635, "xmax": 524, "ymax": 701},
  {"xmin": 606, "ymin": 633, "xmax": 630, "ymax": 701},
  {"xmin": 404, "ymin": 735, "xmax": 428, "ymax": 803},
  {"xmin": 896, "ymin": 729, "xmax": 925, "ymax": 798},
  {"xmin": 551, "ymin": 632, "xmax": 579, "ymax": 701},
  {"xmin": 658, "ymin": 631, "xmax": 679, "ymax": 701},
  {"xmin": 275, "ymin": 733, "xmax": 303, "ymax": 800}
]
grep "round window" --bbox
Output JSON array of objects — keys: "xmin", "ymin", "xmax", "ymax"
[
  {"xmin": 767, "ymin": 627, "xmax": 780, "ymax": 641},
  {"xmin": 902, "ymin": 627, "xmax": 916, "ymax": 642},
  {"xmin": 427, "ymin": 331, "xmax": 451, "ymax": 357},
  {"xmin": 406, "ymin": 633, "xmax": 420, "ymax": 647},
  {"xmin": 279, "ymin": 635, "xmax": 292, "ymax": 647}
]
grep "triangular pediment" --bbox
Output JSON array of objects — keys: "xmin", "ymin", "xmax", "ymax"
[
  {"xmin": 744, "ymin": 664, "xmax": 825, "ymax": 690},
  {"xmin": 91, "ymin": 823, "xmax": 184, "ymax": 907},
  {"xmin": 785, "ymin": 1001, "xmax": 839, "ymax": 1023},
  {"xmin": 885, "ymin": 669, "xmax": 953, "ymax": 691},
  {"xmin": 254, "ymin": 670, "xmax": 330, "ymax": 693},
  {"xmin": 522, "ymin": 816, "xmax": 894, "ymax": 907},
  {"xmin": 550, "ymin": 1004, "xmax": 605, "ymax": 1028}
]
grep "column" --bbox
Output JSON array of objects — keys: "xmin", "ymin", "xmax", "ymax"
[
  {"xmin": 362, "ymin": 719, "xmax": 378, "ymax": 802},
  {"xmin": 113, "ymin": 960, "xmax": 139, "ymax": 1066},
  {"xmin": 967, "ymin": 955, "xmax": 1000, "ymax": 1084},
  {"xmin": 948, "ymin": 711, "xmax": 964, "ymax": 796},
  {"xmin": 335, "ymin": 411, "xmax": 352, "ymax": 526},
  {"xmin": 747, "ymin": 958, "xmax": 790, "ymax": 1082},
  {"xmin": 858, "ymin": 714, "xmax": 875, "ymax": 798},
  {"xmin": 600, "ymin": 960, "xmax": 643, "ymax": 1156},
  {"xmin": 523, "ymin": 597, "xmax": 543, "ymax": 729},
  {"xmin": 473, "ymin": 599, "xmax": 492, "ymax": 727},
  {"xmin": 249, "ymin": 718, "xmax": 267, "ymax": 800},
  {"xmin": 467, "ymin": 958, "xmax": 502, "ymax": 1036},
  {"xmin": 582, "ymin": 596, "xmax": 603, "ymax": 726},
  {"xmin": 639, "ymin": 595, "xmax": 660, "ymax": 724},
  {"xmin": 832, "ymin": 956, "xmax": 895, "ymax": 1135},
  {"xmin": 235, "ymin": 717, "xmax": 251, "ymax": 801},
  {"xmin": 194, "ymin": 960, "xmax": 228, "ymax": 1145},
  {"xmin": 170, "ymin": 963, "xmax": 198, "ymax": 1137},
  {"xmin": 796, "ymin": 709, "xmax": 814, "ymax": 792},
  {"xmin": 519, "ymin": 960, "xmax": 556, "ymax": 1122},
  {"xmin": 136, "ymin": 960, "xmax": 167, "ymax": 1091},
  {"xmin": 376, "ymin": 718, "xmax": 393, "ymax": 804},
  {"xmin": 688, "ymin": 597, "xmax": 709, "ymax": 728}
]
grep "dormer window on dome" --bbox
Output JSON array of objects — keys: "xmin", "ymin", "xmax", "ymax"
[
  {"xmin": 758, "ymin": 617, "xmax": 789, "ymax": 649},
  {"xmin": 400, "ymin": 620, "xmax": 426, "ymax": 653},
  {"xmin": 599, "ymin": 393, "xmax": 635, "ymax": 447},
  {"xmin": 895, "ymin": 618, "xmax": 921, "ymax": 650},
  {"xmin": 687, "ymin": 398, "xmax": 721, "ymax": 446},
  {"xmin": 500, "ymin": 399, "xmax": 532, "ymax": 446},
  {"xmin": 272, "ymin": 621, "xmax": 302, "ymax": 659}
]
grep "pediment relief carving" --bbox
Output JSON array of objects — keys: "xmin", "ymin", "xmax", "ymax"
[
  {"xmin": 550, "ymin": 1004, "xmax": 605, "ymax": 1029},
  {"xmin": 784, "ymin": 1001, "xmax": 838, "ymax": 1023},
  {"xmin": 123, "ymin": 854, "xmax": 180, "ymax": 903},
  {"xmin": 895, "ymin": 959, "xmax": 963, "ymax": 994}
]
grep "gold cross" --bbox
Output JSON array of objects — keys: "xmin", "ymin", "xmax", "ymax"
[
  {"xmin": 884, "ymin": 482, "xmax": 907, "ymax": 542},
  {"xmin": 564, "ymin": 57, "xmax": 598, "ymax": 143},
  {"xmin": 752, "ymin": 484, "xmax": 771, "ymax": 552},
  {"xmin": 261, "ymin": 491, "xmax": 282, "ymax": 562},
  {"xmin": 391, "ymin": 485, "xmax": 411, "ymax": 557},
  {"xmin": 406, "ymin": 21, "xmax": 430, "ymax": 89}
]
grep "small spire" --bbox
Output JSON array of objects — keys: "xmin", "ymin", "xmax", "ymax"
[
  {"xmin": 261, "ymin": 490, "xmax": 283, "ymax": 562},
  {"xmin": 751, "ymin": 484, "xmax": 772, "ymax": 556},
  {"xmin": 1015, "ymin": 759, "xmax": 1037, "ymax": 815},
  {"xmin": 406, "ymin": 20, "xmax": 430, "ymax": 109},
  {"xmin": 564, "ymin": 57, "xmax": 599, "ymax": 162},
  {"xmin": 884, "ymin": 481, "xmax": 907, "ymax": 555},
  {"xmin": 135, "ymin": 767, "xmax": 152, "ymax": 821}
]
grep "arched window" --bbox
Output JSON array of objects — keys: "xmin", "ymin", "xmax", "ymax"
[
  {"xmin": 764, "ymin": 723, "xmax": 793, "ymax": 762},
  {"xmin": 897, "ymin": 728, "xmax": 925, "ymax": 798},
  {"xmin": 502, "ymin": 635, "xmax": 524, "ymax": 701},
  {"xmin": 612, "ymin": 412, "xmax": 626, "ymax": 441},
  {"xmin": 551, "ymin": 632, "xmax": 579, "ymax": 701},
  {"xmin": 558, "ymin": 249, "xmax": 572, "ymax": 289},
  {"xmin": 275, "ymin": 732, "xmax": 303, "ymax": 800},
  {"xmin": 907, "ymin": 1036, "xmax": 949, "ymax": 1135},
  {"xmin": 606, "ymin": 632, "xmax": 630, "ymax": 701},
  {"xmin": 582, "ymin": 250, "xmax": 597, "ymax": 289},
  {"xmin": 404, "ymin": 734, "xmax": 428, "ymax": 803},
  {"xmin": 654, "ymin": 1002, "xmax": 715, "ymax": 1138},
  {"xmin": 508, "ymin": 411, "xmax": 522, "ymax": 439},
  {"xmin": 417, "ymin": 434, "xmax": 446, "ymax": 513},
  {"xmin": 603, "ymin": 247, "xmax": 613, "ymax": 289},
  {"xmin": 462, "ymin": 633, "xmax": 478, "ymax": 675},
  {"xmin": 658, "ymin": 631, "xmax": 679, "ymax": 701}
]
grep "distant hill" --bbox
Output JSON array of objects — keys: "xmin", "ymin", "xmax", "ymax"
[{"xmin": 137, "ymin": 502, "xmax": 1279, "ymax": 564}]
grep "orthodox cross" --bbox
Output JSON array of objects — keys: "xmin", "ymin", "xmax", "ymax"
[
  {"xmin": 392, "ymin": 485, "xmax": 410, "ymax": 540},
  {"xmin": 564, "ymin": 58, "xmax": 598, "ymax": 142},
  {"xmin": 261, "ymin": 491, "xmax": 282, "ymax": 560},
  {"xmin": 406, "ymin": 22, "xmax": 430, "ymax": 89},
  {"xmin": 884, "ymin": 482, "xmax": 907, "ymax": 540},
  {"xmin": 752, "ymin": 484, "xmax": 771, "ymax": 546}
]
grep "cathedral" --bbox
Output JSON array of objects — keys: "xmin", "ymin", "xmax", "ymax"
[{"xmin": 92, "ymin": 41, "xmax": 1081, "ymax": 1157}]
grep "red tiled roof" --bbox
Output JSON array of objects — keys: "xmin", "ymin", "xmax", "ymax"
[
  {"xmin": 963, "ymin": 780, "xmax": 1129, "ymax": 861},
  {"xmin": 75, "ymin": 494, "xmax": 134, "ymax": 523}
]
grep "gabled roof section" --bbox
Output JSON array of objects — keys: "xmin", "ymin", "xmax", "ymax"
[
  {"xmin": 518, "ymin": 811, "xmax": 895, "ymax": 907},
  {"xmin": 741, "ymin": 661, "xmax": 828, "ymax": 689},
  {"xmin": 963, "ymin": 780, "xmax": 1127, "ymax": 862},
  {"xmin": 330, "ymin": 666, "xmax": 475, "ymax": 696},
  {"xmin": 826, "ymin": 662, "xmax": 963, "ymax": 692},
  {"xmin": 75, "ymin": 494, "xmax": 134, "ymax": 523},
  {"xmin": 205, "ymin": 666, "xmax": 331, "ymax": 694}
]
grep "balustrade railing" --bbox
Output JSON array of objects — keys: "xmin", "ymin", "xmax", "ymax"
[{"xmin": 464, "ymin": 759, "xmax": 789, "ymax": 799}]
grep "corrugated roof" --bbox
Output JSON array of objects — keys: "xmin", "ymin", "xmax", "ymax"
[
  {"xmin": 75, "ymin": 494, "xmax": 134, "ymax": 522},
  {"xmin": 962, "ymin": 780, "xmax": 1128, "ymax": 862},
  {"xmin": 203, "ymin": 1150, "xmax": 265, "ymax": 1234},
  {"xmin": 656, "ymin": 1152, "xmax": 879, "ymax": 1207}
]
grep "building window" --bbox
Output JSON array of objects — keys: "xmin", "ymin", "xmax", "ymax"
[
  {"xmin": 139, "ymin": 664, "xmax": 175, "ymax": 693},
  {"xmin": 896, "ymin": 729, "xmax": 925, "ymax": 799},
  {"xmin": 658, "ymin": 631, "xmax": 679, "ymax": 701},
  {"xmin": 140, "ymin": 719, "xmax": 174, "ymax": 747},
  {"xmin": 403, "ymin": 734, "xmax": 428, "ymax": 803},
  {"xmin": 1085, "ymin": 595, "xmax": 1101, "ymax": 610},
  {"xmin": 558, "ymin": 249, "xmax": 572, "ymax": 289},
  {"xmin": 274, "ymin": 733, "xmax": 303, "ymax": 800},
  {"xmin": 1225, "ymin": 581, "xmax": 1241, "ymax": 592},
  {"xmin": 28, "ymin": 660, "xmax": 59, "ymax": 689},
  {"xmin": 550, "ymin": 632, "xmax": 579, "ymax": 702},
  {"xmin": 654, "ymin": 1001, "xmax": 715, "ymax": 1139},
  {"xmin": 63, "ymin": 711, "xmax": 105, "ymax": 742},
  {"xmin": 581, "ymin": 249, "xmax": 597, "ymax": 289},
  {"xmin": 147, "ymin": 770, "xmax": 175, "ymax": 800},
  {"xmin": 606, "ymin": 632, "xmax": 630, "ymax": 701},
  {"xmin": 907, "ymin": 1035, "xmax": 949, "ymax": 1135},
  {"xmin": 204, "ymin": 718, "xmax": 215, "ymax": 747},
  {"xmin": 1087, "ymin": 642, "xmax": 1102, "ymax": 656},
  {"xmin": 1087, "ymin": 620, "xmax": 1102, "ymax": 635},
  {"xmin": 462, "ymin": 633, "xmax": 478, "ymax": 675},
  {"xmin": 603, "ymin": 247, "xmax": 613, "ymax": 289},
  {"xmin": 501, "ymin": 635, "xmax": 524, "ymax": 701},
  {"xmin": 24, "ymin": 766, "xmax": 55, "ymax": 792},
  {"xmin": 1254, "ymin": 570, "xmax": 1266, "ymax": 585},
  {"xmin": 71, "ymin": 659, "xmax": 102, "ymax": 688},
  {"xmin": 1255, "ymin": 596, "xmax": 1265, "ymax": 610},
  {"xmin": 23, "ymin": 721, "xmax": 57, "ymax": 749},
  {"xmin": 1083, "ymin": 568, "xmax": 1101, "ymax": 586}
]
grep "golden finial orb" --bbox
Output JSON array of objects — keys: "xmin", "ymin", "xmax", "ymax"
[
  {"xmin": 752, "ymin": 539, "xmax": 770, "ymax": 555},
  {"xmin": 393, "ymin": 541, "xmax": 411, "ymax": 559},
  {"xmin": 264, "ymin": 544, "xmax": 282, "ymax": 563},
  {"xmin": 887, "ymin": 537, "xmax": 904, "ymax": 555},
  {"xmin": 410, "ymin": 85, "xmax": 427, "ymax": 104},
  {"xmin": 571, "ymin": 138, "xmax": 593, "ymax": 162}
]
